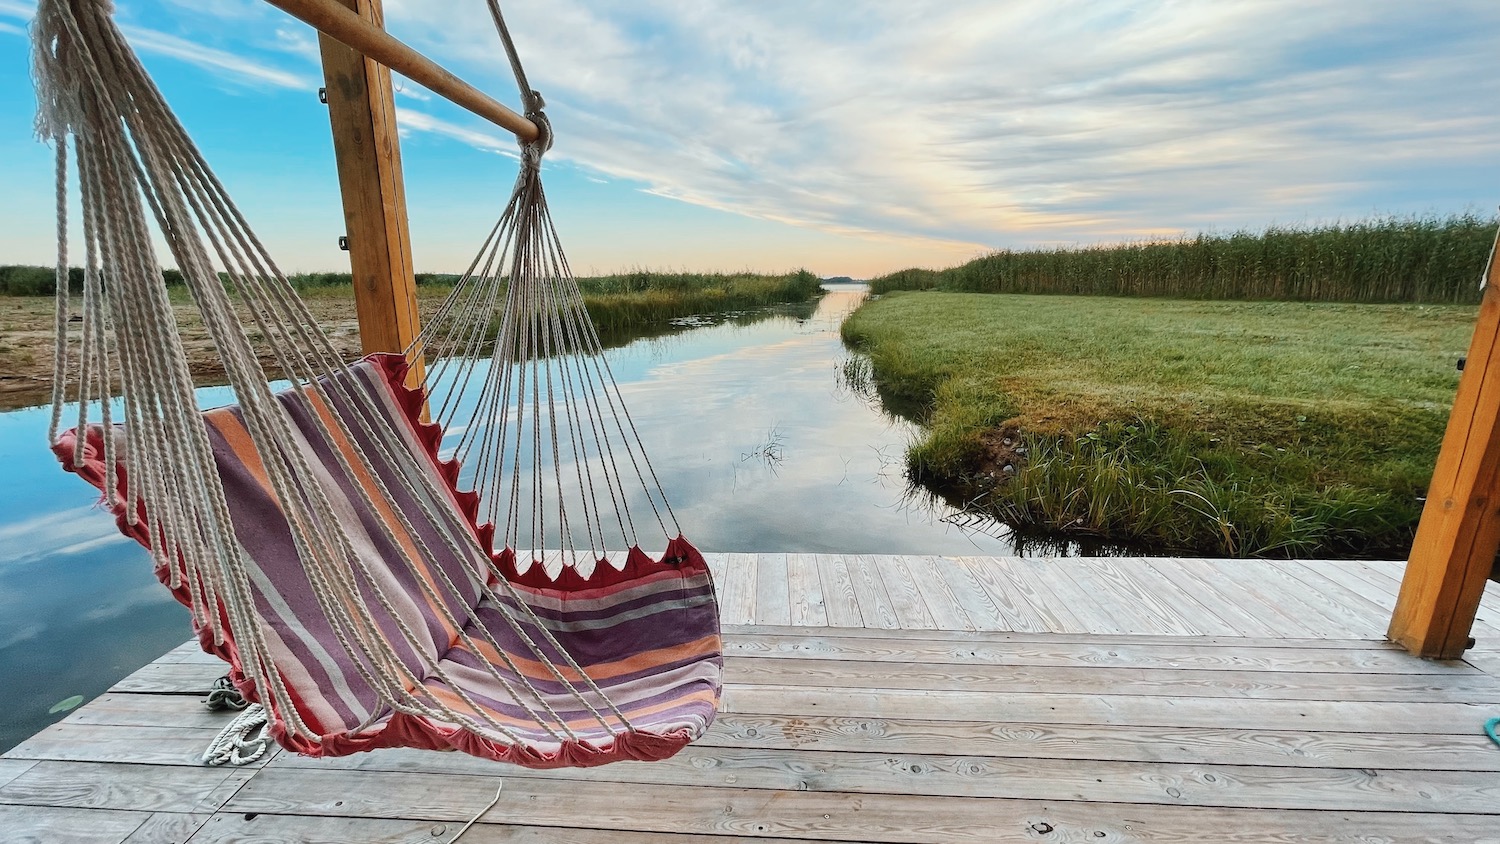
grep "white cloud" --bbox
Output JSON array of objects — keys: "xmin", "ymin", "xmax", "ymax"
[
  {"xmin": 0, "ymin": 20, "xmax": 22, "ymax": 35},
  {"xmin": 8, "ymin": 0, "xmax": 1496, "ymax": 271},
  {"xmin": 373, "ymin": 0, "xmax": 1500, "ymax": 255}
]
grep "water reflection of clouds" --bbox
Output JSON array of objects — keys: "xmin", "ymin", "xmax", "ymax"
[
  {"xmin": 419, "ymin": 289, "xmax": 1014, "ymax": 555},
  {"xmin": 0, "ymin": 506, "xmax": 133, "ymax": 566},
  {"xmin": 0, "ymin": 623, "xmax": 44, "ymax": 651},
  {"xmin": 77, "ymin": 582, "xmax": 176, "ymax": 623}
]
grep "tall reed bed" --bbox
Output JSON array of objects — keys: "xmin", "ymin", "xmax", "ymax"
[{"xmin": 871, "ymin": 215, "xmax": 1497, "ymax": 303}]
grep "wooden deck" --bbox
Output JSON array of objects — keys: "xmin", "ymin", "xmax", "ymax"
[{"xmin": 5, "ymin": 554, "xmax": 1500, "ymax": 843}]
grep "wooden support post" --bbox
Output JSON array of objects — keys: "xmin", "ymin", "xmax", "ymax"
[
  {"xmin": 317, "ymin": 0, "xmax": 422, "ymax": 378},
  {"xmin": 1389, "ymin": 254, "xmax": 1500, "ymax": 658}
]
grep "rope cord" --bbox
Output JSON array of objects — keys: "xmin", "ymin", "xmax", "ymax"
[
  {"xmin": 1481, "ymin": 212, "xmax": 1500, "ymax": 291},
  {"xmin": 448, "ymin": 778, "xmax": 504, "ymax": 844}
]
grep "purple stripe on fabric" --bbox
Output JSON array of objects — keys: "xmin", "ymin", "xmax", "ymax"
[
  {"xmin": 438, "ymin": 643, "xmax": 719, "ymax": 697},
  {"xmin": 289, "ymin": 365, "xmax": 485, "ymax": 625},
  {"xmin": 499, "ymin": 578, "xmax": 716, "ymax": 625},
  {"xmin": 275, "ymin": 388, "xmax": 453, "ymax": 655},
  {"xmin": 471, "ymin": 596, "xmax": 721, "ymax": 668},
  {"xmin": 204, "ymin": 418, "xmax": 384, "ymax": 728}
]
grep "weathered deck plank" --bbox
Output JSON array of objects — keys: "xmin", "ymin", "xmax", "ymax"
[
  {"xmin": 0, "ymin": 761, "xmax": 248, "ymax": 814},
  {"xmin": 753, "ymin": 553, "xmax": 792, "ymax": 627},
  {"xmin": 224, "ymin": 767, "xmax": 1499, "ymax": 843},
  {"xmin": 0, "ymin": 805, "xmax": 153, "ymax": 844},
  {"xmin": 1141, "ymin": 557, "xmax": 1285, "ymax": 637},
  {"xmin": 814, "ymin": 554, "xmax": 864, "ymax": 627},
  {"xmin": 717, "ymin": 657, "xmax": 1500, "ymax": 703},
  {"xmin": 274, "ymin": 743, "xmax": 1500, "ymax": 814},
  {"xmin": 720, "ymin": 630, "xmax": 1474, "ymax": 672},
  {"xmin": 722, "ymin": 685, "xmax": 1494, "ymax": 734},
  {"xmin": 786, "ymin": 553, "xmax": 829, "ymax": 627}
]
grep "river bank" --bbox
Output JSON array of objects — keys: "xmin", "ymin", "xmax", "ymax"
[
  {"xmin": 841, "ymin": 291, "xmax": 1476, "ymax": 558},
  {"xmin": 0, "ymin": 271, "xmax": 821, "ymax": 411}
]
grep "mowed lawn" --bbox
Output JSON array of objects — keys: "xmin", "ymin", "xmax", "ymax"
[{"xmin": 841, "ymin": 291, "xmax": 1476, "ymax": 557}]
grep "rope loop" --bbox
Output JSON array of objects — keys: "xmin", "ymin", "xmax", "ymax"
[{"xmin": 202, "ymin": 703, "xmax": 272, "ymax": 767}]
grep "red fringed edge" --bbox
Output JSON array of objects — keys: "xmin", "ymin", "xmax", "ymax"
[{"xmin": 367, "ymin": 353, "xmax": 709, "ymax": 588}]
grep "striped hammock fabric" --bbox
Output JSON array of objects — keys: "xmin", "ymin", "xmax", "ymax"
[{"xmin": 54, "ymin": 354, "xmax": 723, "ymax": 768}]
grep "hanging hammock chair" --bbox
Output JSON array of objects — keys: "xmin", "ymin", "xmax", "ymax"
[{"xmin": 34, "ymin": 0, "xmax": 721, "ymax": 768}]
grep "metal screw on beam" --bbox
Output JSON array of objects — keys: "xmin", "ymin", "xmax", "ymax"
[
  {"xmin": 337, "ymin": 236, "xmax": 349, "ymax": 251},
  {"xmin": 1458, "ymin": 356, "xmax": 1467, "ymax": 371},
  {"xmin": 318, "ymin": 87, "xmax": 328, "ymax": 104}
]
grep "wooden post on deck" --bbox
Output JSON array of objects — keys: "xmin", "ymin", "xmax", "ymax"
[
  {"xmin": 1389, "ymin": 253, "xmax": 1500, "ymax": 658},
  {"xmin": 316, "ymin": 0, "xmax": 422, "ymax": 376}
]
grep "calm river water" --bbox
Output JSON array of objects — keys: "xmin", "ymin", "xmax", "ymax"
[{"xmin": 0, "ymin": 284, "xmax": 1013, "ymax": 750}]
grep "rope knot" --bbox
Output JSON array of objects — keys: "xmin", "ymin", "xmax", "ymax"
[{"xmin": 520, "ymin": 88, "xmax": 552, "ymax": 170}]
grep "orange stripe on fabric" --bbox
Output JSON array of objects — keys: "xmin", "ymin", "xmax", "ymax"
[
  {"xmin": 302, "ymin": 387, "xmax": 465, "ymax": 646},
  {"xmin": 461, "ymin": 633, "xmax": 721, "ymax": 686},
  {"xmin": 204, "ymin": 410, "xmax": 275, "ymax": 499}
]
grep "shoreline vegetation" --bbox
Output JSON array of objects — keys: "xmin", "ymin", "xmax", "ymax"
[
  {"xmin": 871, "ymin": 214, "xmax": 1496, "ymax": 304},
  {"xmin": 0, "ymin": 265, "xmax": 821, "ymax": 327},
  {"xmin": 844, "ymin": 216, "xmax": 1493, "ymax": 558},
  {"xmin": 0, "ymin": 269, "xmax": 822, "ymax": 410}
]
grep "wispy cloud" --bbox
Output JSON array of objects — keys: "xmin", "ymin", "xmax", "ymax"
[
  {"xmin": 120, "ymin": 24, "xmax": 312, "ymax": 90},
  {"xmin": 0, "ymin": 0, "xmax": 32, "ymax": 20},
  {"xmin": 0, "ymin": 20, "xmax": 22, "ymax": 36},
  {"xmin": 379, "ymin": 0, "xmax": 1500, "ymax": 253},
  {"xmin": 0, "ymin": 506, "xmax": 128, "ymax": 567},
  {"xmin": 396, "ymin": 105, "xmax": 516, "ymax": 157}
]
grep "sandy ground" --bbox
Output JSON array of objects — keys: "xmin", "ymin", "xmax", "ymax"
[{"xmin": 0, "ymin": 296, "xmax": 368, "ymax": 411}]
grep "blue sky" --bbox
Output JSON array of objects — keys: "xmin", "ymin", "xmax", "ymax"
[{"xmin": 2, "ymin": 0, "xmax": 1498, "ymax": 277}]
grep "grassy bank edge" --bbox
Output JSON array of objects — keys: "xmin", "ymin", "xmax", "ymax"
[{"xmin": 840, "ymin": 291, "xmax": 1471, "ymax": 558}]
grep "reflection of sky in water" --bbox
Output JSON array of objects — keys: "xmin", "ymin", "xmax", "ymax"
[
  {"xmin": 0, "ymin": 285, "xmax": 1010, "ymax": 751},
  {"xmin": 0, "ymin": 386, "xmax": 242, "ymax": 753}
]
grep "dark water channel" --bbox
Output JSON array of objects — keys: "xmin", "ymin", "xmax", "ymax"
[{"xmin": 0, "ymin": 283, "xmax": 1014, "ymax": 751}]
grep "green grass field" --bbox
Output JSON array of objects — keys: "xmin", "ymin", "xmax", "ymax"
[{"xmin": 841, "ymin": 291, "xmax": 1476, "ymax": 557}]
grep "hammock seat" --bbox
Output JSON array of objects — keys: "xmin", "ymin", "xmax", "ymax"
[{"xmin": 56, "ymin": 354, "xmax": 722, "ymax": 766}]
